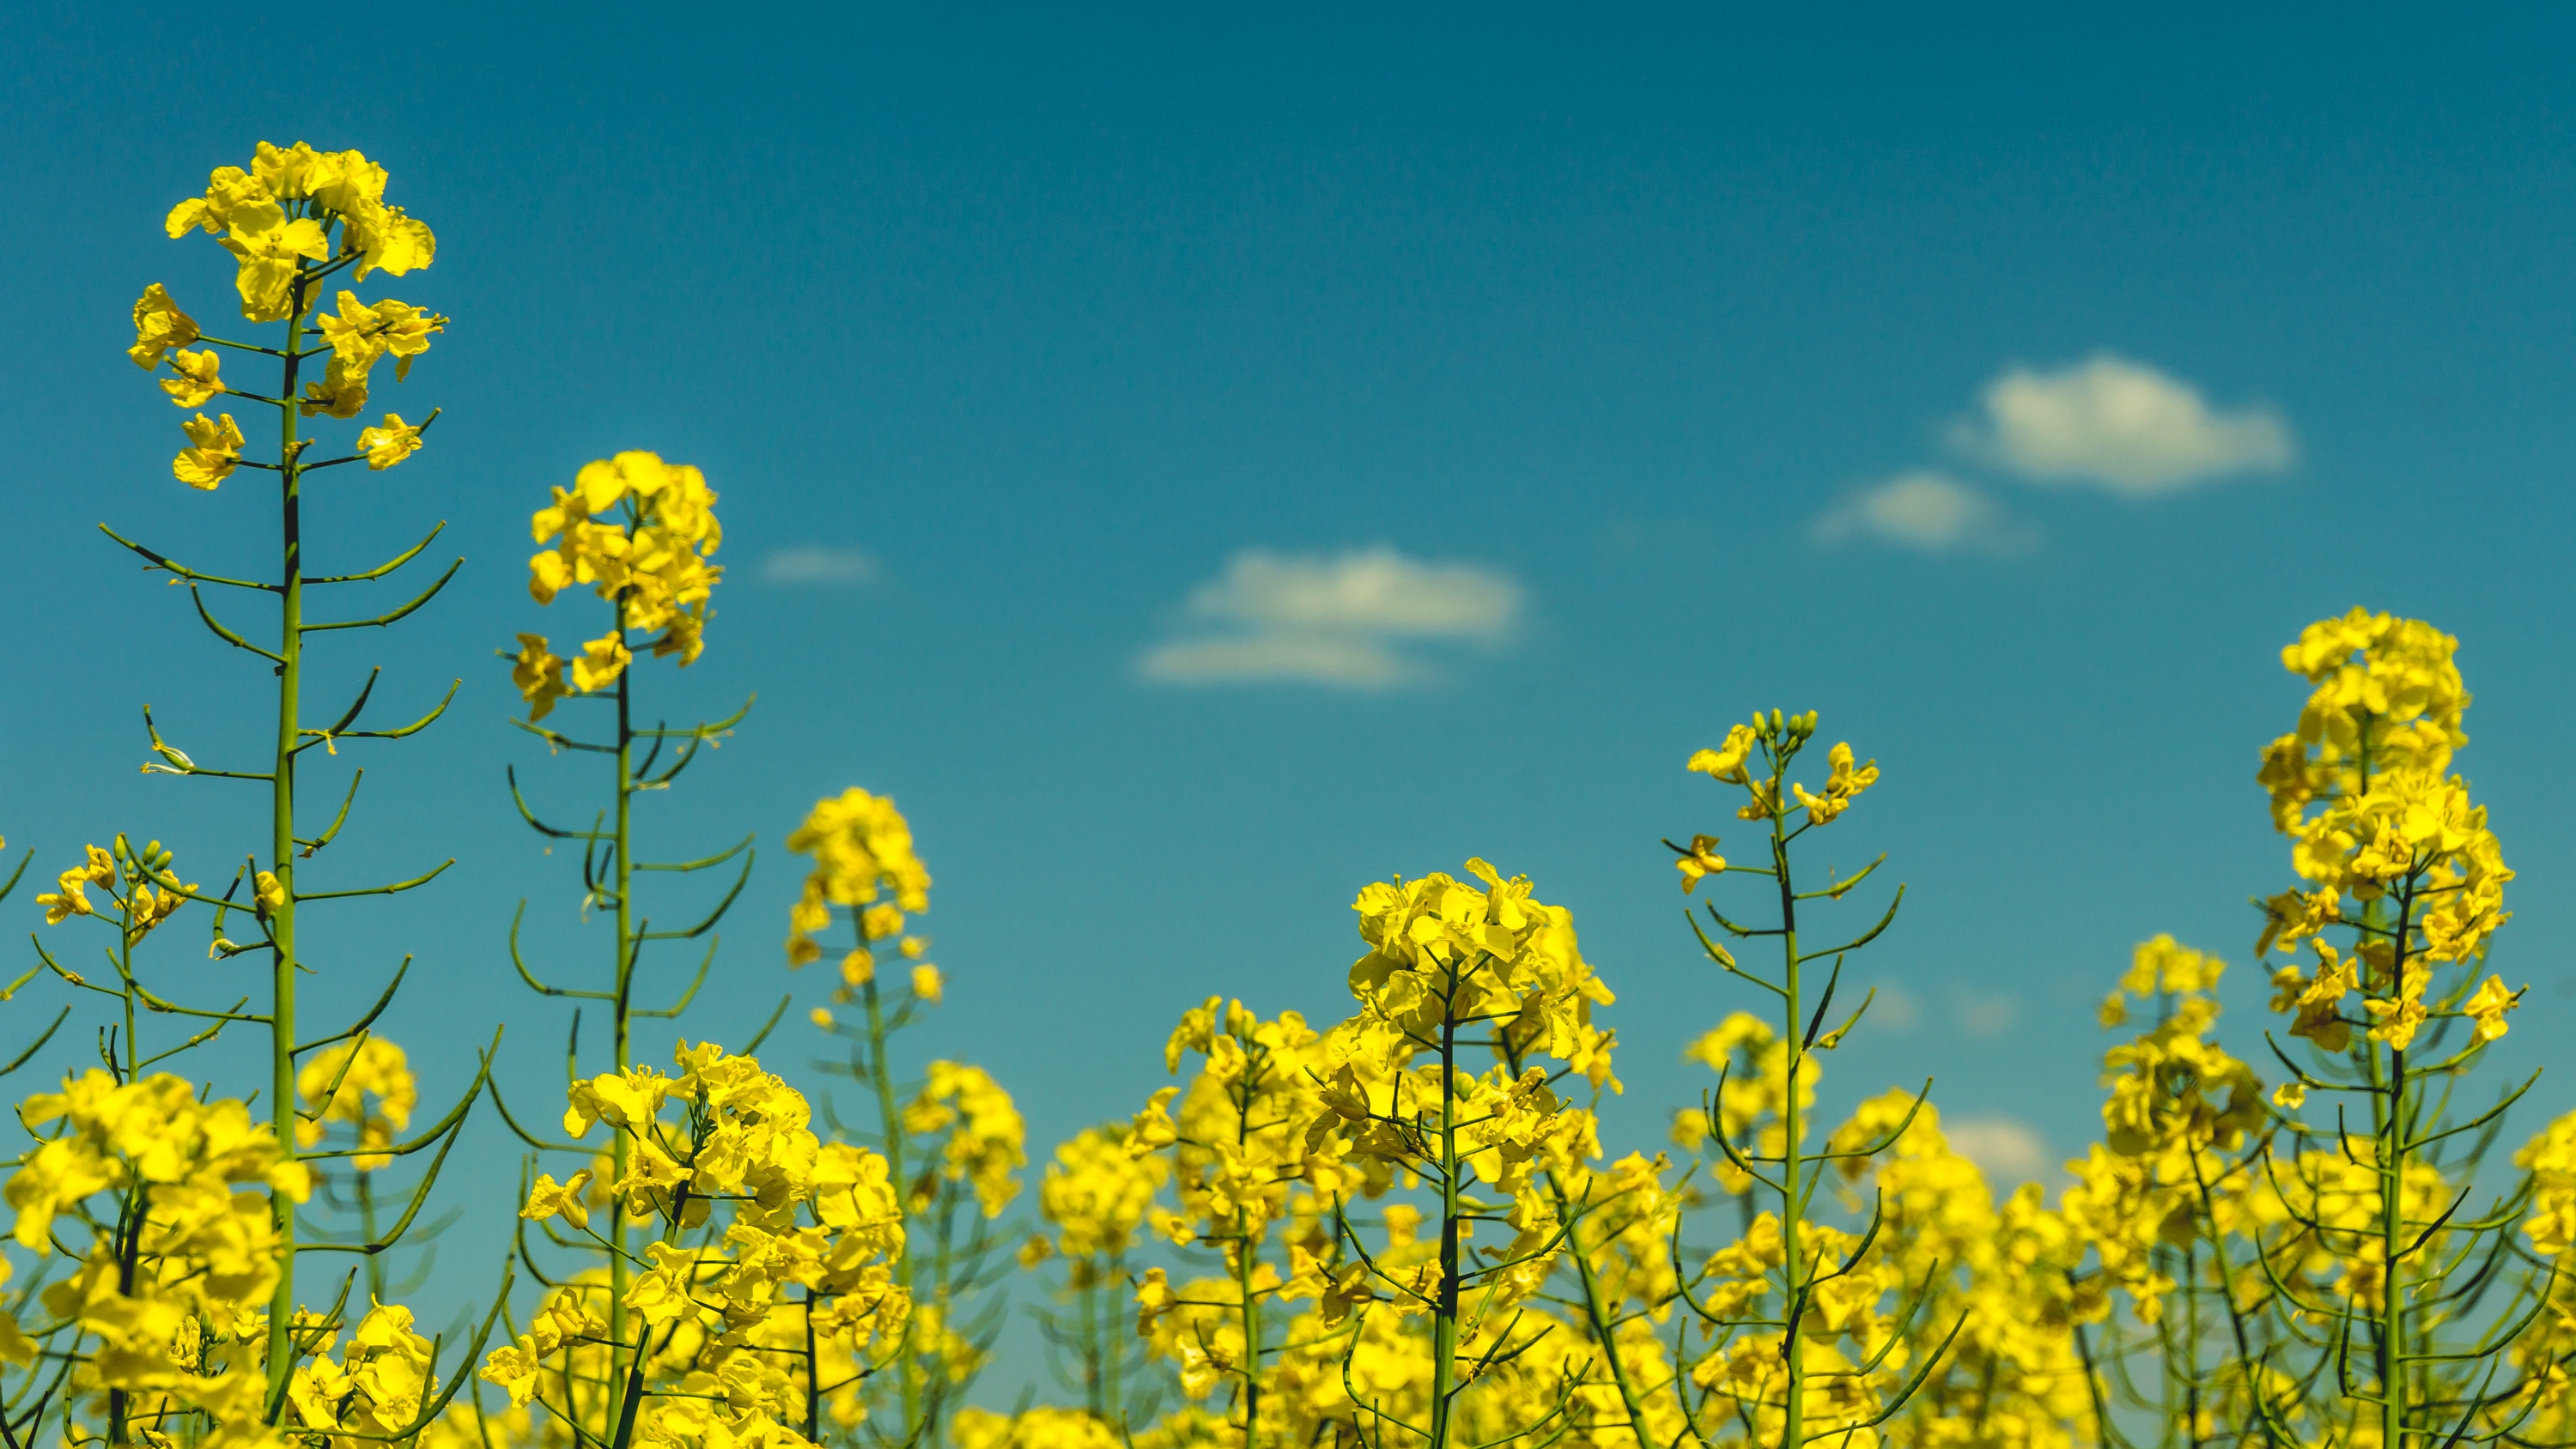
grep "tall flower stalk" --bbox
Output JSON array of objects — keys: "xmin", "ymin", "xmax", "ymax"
[
  {"xmin": 1668, "ymin": 709, "xmax": 1953, "ymax": 1449},
  {"xmin": 790, "ymin": 790, "xmax": 1026, "ymax": 1449},
  {"xmin": 495, "ymin": 450, "xmax": 766, "ymax": 1441},
  {"xmin": 2245, "ymin": 610, "xmax": 2543, "ymax": 1448},
  {"xmin": 1317, "ymin": 861, "xmax": 1624, "ymax": 1449},
  {"xmin": 0, "ymin": 140, "xmax": 496, "ymax": 1447}
]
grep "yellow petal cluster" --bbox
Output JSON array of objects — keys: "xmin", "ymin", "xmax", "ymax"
[
  {"xmin": 295, "ymin": 1036, "xmax": 418, "ymax": 1171},
  {"xmin": 485, "ymin": 1044, "xmax": 908, "ymax": 1449},
  {"xmin": 1036, "ymin": 1124, "xmax": 1171, "ymax": 1269},
  {"xmin": 129, "ymin": 283, "xmax": 200, "ymax": 368},
  {"xmin": 2516, "ymin": 1111, "xmax": 2576, "ymax": 1258},
  {"xmin": 901, "ymin": 1061, "xmax": 1026, "ymax": 1218},
  {"xmin": 173, "ymin": 412, "xmax": 244, "ymax": 489},
  {"xmin": 1688, "ymin": 711, "xmax": 1881, "ymax": 834},
  {"xmin": 34, "ymin": 840, "xmax": 190, "ymax": 943},
  {"xmin": 784, "ymin": 787, "xmax": 932, "ymax": 968},
  {"xmin": 167, "ymin": 142, "xmax": 435, "ymax": 317},
  {"xmin": 159, "ymin": 348, "xmax": 225, "ymax": 407},
  {"xmin": 520, "ymin": 452, "xmax": 724, "ymax": 697},
  {"xmin": 2, "ymin": 1071, "xmax": 318, "ymax": 1446},
  {"xmin": 1344, "ymin": 858, "xmax": 1618, "ymax": 1091}
]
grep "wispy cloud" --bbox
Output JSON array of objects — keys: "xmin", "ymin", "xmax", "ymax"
[
  {"xmin": 1953, "ymin": 354, "xmax": 2295, "ymax": 495},
  {"xmin": 1139, "ymin": 548, "xmax": 1522, "ymax": 688},
  {"xmin": 760, "ymin": 546, "xmax": 879, "ymax": 586},
  {"xmin": 1944, "ymin": 1114, "xmax": 2061, "ymax": 1189},
  {"xmin": 1953, "ymin": 991, "xmax": 2024, "ymax": 1039},
  {"xmin": 1811, "ymin": 471, "xmax": 2038, "ymax": 555},
  {"xmin": 1865, "ymin": 984, "xmax": 1922, "ymax": 1034}
]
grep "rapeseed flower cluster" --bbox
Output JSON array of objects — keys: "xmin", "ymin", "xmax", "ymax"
[
  {"xmin": 778, "ymin": 789, "xmax": 1028, "ymax": 1448},
  {"xmin": 3, "ymin": 1071, "xmax": 313, "ymax": 1449},
  {"xmin": 491, "ymin": 1044, "xmax": 909, "ymax": 1449},
  {"xmin": 785, "ymin": 788, "xmax": 933, "ymax": 978},
  {"xmin": 2257, "ymin": 609, "xmax": 2518, "ymax": 1051},
  {"xmin": 52, "ymin": 135, "xmax": 2576, "ymax": 1449},
  {"xmin": 513, "ymin": 452, "xmax": 725, "ymax": 717},
  {"xmin": 137, "ymin": 142, "xmax": 440, "ymax": 489},
  {"xmin": 296, "ymin": 1038, "xmax": 419, "ymax": 1172}
]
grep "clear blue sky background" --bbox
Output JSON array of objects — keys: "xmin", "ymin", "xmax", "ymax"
[{"xmin": 6, "ymin": 1, "xmax": 2576, "ymax": 1357}]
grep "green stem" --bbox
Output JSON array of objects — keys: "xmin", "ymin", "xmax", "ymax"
[
  {"xmin": 2184, "ymin": 1238, "xmax": 2204, "ymax": 1449},
  {"xmin": 1237, "ymin": 1201, "xmax": 1263, "ymax": 1449},
  {"xmin": 1428, "ymin": 979, "xmax": 1461, "ymax": 1449},
  {"xmin": 861, "ymin": 954, "xmax": 918, "ymax": 1440},
  {"xmin": 2380, "ymin": 1037, "xmax": 2408, "ymax": 1449},
  {"xmin": 1770, "ymin": 784, "xmax": 1806, "ymax": 1449},
  {"xmin": 610, "ymin": 1182, "xmax": 699, "ymax": 1449},
  {"xmin": 1104, "ymin": 1250, "xmax": 1127, "ymax": 1424},
  {"xmin": 360, "ymin": 1170, "xmax": 382, "ymax": 1306},
  {"xmin": 107, "ymin": 1186, "xmax": 146, "ymax": 1446},
  {"xmin": 803, "ymin": 1286, "xmax": 822, "ymax": 1444},
  {"xmin": 265, "ymin": 269, "xmax": 309, "ymax": 1417},
  {"xmin": 609, "ymin": 603, "xmax": 636, "ymax": 1413},
  {"xmin": 1079, "ymin": 1258, "xmax": 1103, "ymax": 1417},
  {"xmin": 1498, "ymin": 1034, "xmax": 1663, "ymax": 1445},
  {"xmin": 2184, "ymin": 1141, "xmax": 2282, "ymax": 1449},
  {"xmin": 118, "ymin": 916, "xmax": 138, "ymax": 1087}
]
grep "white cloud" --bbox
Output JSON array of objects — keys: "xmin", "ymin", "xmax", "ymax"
[
  {"xmin": 1138, "ymin": 634, "xmax": 1410, "ymax": 688},
  {"xmin": 1811, "ymin": 472, "xmax": 2038, "ymax": 555},
  {"xmin": 1944, "ymin": 1115, "xmax": 2059, "ymax": 1188},
  {"xmin": 1955, "ymin": 354, "xmax": 2295, "ymax": 494},
  {"xmin": 760, "ymin": 546, "xmax": 879, "ymax": 585},
  {"xmin": 1861, "ymin": 983, "xmax": 1920, "ymax": 1034},
  {"xmin": 1139, "ymin": 548, "xmax": 1522, "ymax": 688},
  {"xmin": 1953, "ymin": 992, "xmax": 2024, "ymax": 1039}
]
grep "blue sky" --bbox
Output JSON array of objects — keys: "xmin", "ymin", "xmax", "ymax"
[{"xmin": 8, "ymin": 2, "xmax": 2576, "ymax": 1341}]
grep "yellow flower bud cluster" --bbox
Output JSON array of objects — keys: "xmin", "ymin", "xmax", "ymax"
[
  {"xmin": 304, "ymin": 289, "xmax": 446, "ymax": 421},
  {"xmin": 488, "ymin": 1043, "xmax": 909, "ymax": 1449},
  {"xmin": 515, "ymin": 452, "xmax": 725, "ymax": 713},
  {"xmin": 2257, "ymin": 610, "xmax": 2518, "ymax": 1056},
  {"xmin": 784, "ymin": 787, "xmax": 933, "ymax": 973},
  {"xmin": 1, "ymin": 1071, "xmax": 316, "ymax": 1440},
  {"xmin": 2245, "ymin": 1145, "xmax": 2450, "ymax": 1319},
  {"xmin": 901, "ymin": 1061, "xmax": 1027, "ymax": 1220},
  {"xmin": 2517, "ymin": 1111, "xmax": 2576, "ymax": 1259},
  {"xmin": 1831, "ymin": 1097, "xmax": 2100, "ymax": 1446},
  {"xmin": 1674, "ymin": 1012, "xmax": 1816, "ymax": 1194},
  {"xmin": 2057, "ymin": 937, "xmax": 2263, "ymax": 1330},
  {"xmin": 295, "ymin": 1036, "xmax": 418, "ymax": 1172},
  {"xmin": 1683, "ymin": 711, "xmax": 1880, "ymax": 854},
  {"xmin": 1343, "ymin": 858, "xmax": 1618, "ymax": 1093},
  {"xmin": 137, "ymin": 142, "xmax": 439, "ymax": 491},
  {"xmin": 33, "ymin": 838, "xmax": 193, "ymax": 945},
  {"xmin": 284, "ymin": 1303, "xmax": 443, "ymax": 1447},
  {"xmin": 165, "ymin": 142, "xmax": 434, "ymax": 319},
  {"xmin": 953, "ymin": 1406, "xmax": 1124, "ymax": 1449},
  {"xmin": 1137, "ymin": 999, "xmax": 1349, "ymax": 1256},
  {"xmin": 1033, "ymin": 1124, "xmax": 1171, "ymax": 1278}
]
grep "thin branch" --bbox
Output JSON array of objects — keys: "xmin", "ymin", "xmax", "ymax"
[
  {"xmin": 302, "ymin": 556, "xmax": 462, "ymax": 633},
  {"xmin": 306, "ymin": 521, "xmax": 447, "ymax": 585}
]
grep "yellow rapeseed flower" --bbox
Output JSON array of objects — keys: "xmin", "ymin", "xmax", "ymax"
[
  {"xmin": 128, "ymin": 283, "xmax": 200, "ymax": 368},
  {"xmin": 2463, "ymin": 973, "xmax": 2522, "ymax": 1043},
  {"xmin": 508, "ymin": 634, "xmax": 571, "ymax": 721},
  {"xmin": 173, "ymin": 412, "xmax": 244, "ymax": 489},
  {"xmin": 158, "ymin": 348, "xmax": 224, "ymax": 407},
  {"xmin": 355, "ymin": 413, "xmax": 424, "ymax": 470},
  {"xmin": 569, "ymin": 632, "xmax": 631, "ymax": 693},
  {"xmin": 1674, "ymin": 834, "xmax": 1726, "ymax": 894},
  {"xmin": 1791, "ymin": 742, "xmax": 1880, "ymax": 826}
]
